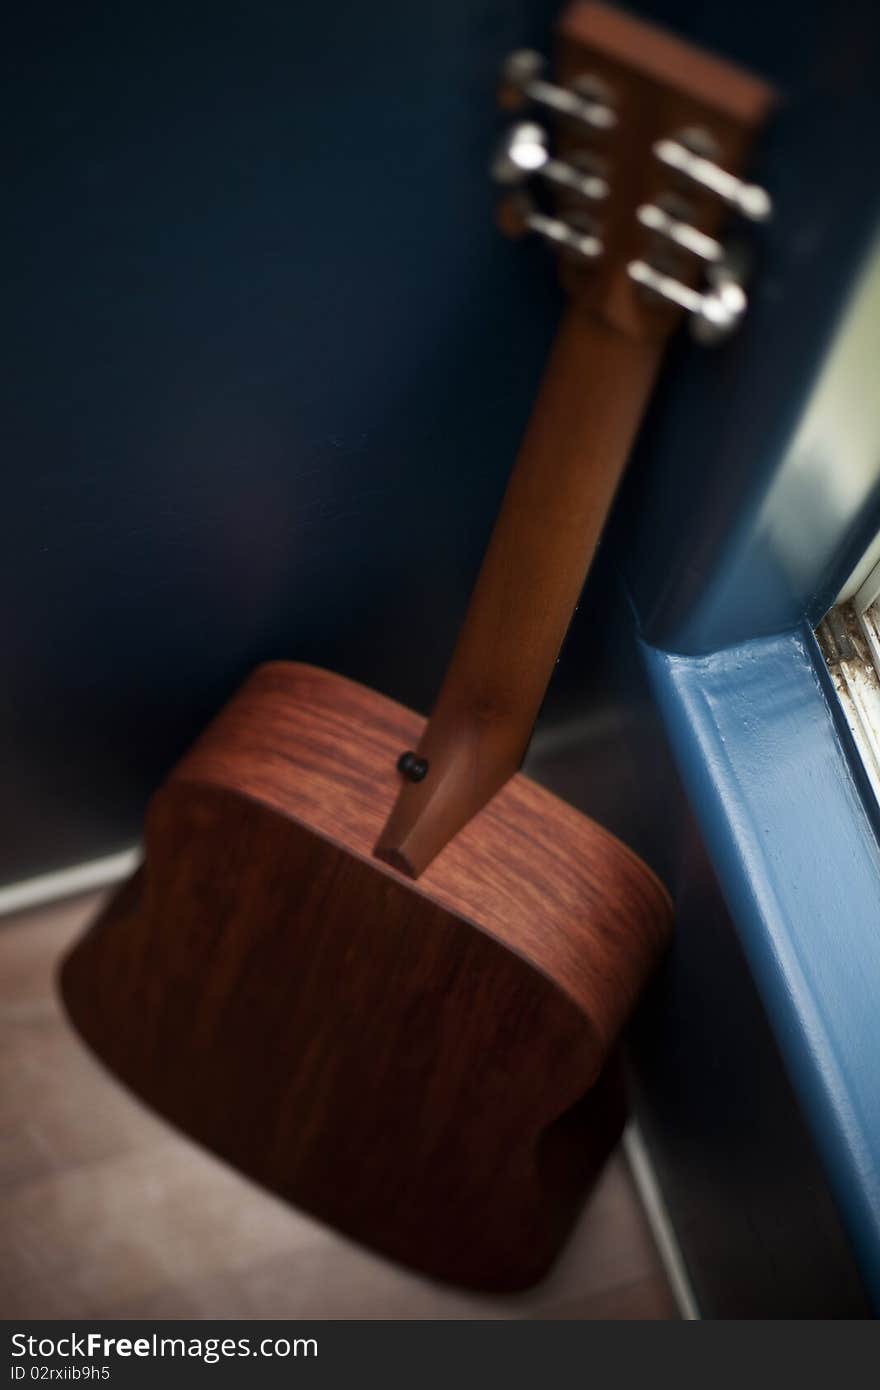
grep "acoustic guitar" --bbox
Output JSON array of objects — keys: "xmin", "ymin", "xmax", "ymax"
[{"xmin": 61, "ymin": 2, "xmax": 773, "ymax": 1291}]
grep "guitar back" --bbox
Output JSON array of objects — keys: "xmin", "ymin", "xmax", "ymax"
[{"xmin": 61, "ymin": 663, "xmax": 671, "ymax": 1290}]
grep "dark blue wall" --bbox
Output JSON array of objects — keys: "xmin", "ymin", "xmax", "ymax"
[{"xmin": 4, "ymin": 0, "xmax": 564, "ymax": 878}]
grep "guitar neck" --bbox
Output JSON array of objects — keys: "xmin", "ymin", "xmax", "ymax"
[
  {"xmin": 375, "ymin": 309, "xmax": 661, "ymax": 878},
  {"xmin": 375, "ymin": 1, "xmax": 773, "ymax": 879}
]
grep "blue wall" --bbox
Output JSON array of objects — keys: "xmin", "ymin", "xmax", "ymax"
[
  {"xmin": 616, "ymin": 0, "xmax": 880, "ymax": 1314},
  {"xmin": 3, "ymin": 0, "xmax": 563, "ymax": 878}
]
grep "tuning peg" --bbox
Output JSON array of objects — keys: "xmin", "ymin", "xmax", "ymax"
[
  {"xmin": 654, "ymin": 137, "xmax": 771, "ymax": 221},
  {"xmin": 499, "ymin": 193, "xmax": 603, "ymax": 262},
  {"xmin": 636, "ymin": 203, "xmax": 723, "ymax": 264},
  {"xmin": 500, "ymin": 50, "xmax": 616, "ymax": 132},
  {"xmin": 628, "ymin": 257, "xmax": 747, "ymax": 343},
  {"xmin": 492, "ymin": 123, "xmax": 609, "ymax": 202},
  {"xmin": 527, "ymin": 209, "xmax": 603, "ymax": 260}
]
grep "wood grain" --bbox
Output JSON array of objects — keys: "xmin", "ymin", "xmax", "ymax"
[
  {"xmin": 61, "ymin": 663, "xmax": 672, "ymax": 1291},
  {"xmin": 375, "ymin": 315, "xmax": 661, "ymax": 878},
  {"xmin": 561, "ymin": 3, "xmax": 774, "ymax": 125},
  {"xmin": 1, "ymin": 889, "xmax": 677, "ymax": 1319}
]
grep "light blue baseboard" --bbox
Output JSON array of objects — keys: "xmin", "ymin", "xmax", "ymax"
[{"xmin": 644, "ymin": 626, "xmax": 880, "ymax": 1308}]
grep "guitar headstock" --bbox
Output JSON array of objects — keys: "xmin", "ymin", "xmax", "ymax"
[{"xmin": 494, "ymin": 1, "xmax": 775, "ymax": 344}]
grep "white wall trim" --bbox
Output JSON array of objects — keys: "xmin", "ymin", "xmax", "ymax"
[
  {"xmin": 0, "ymin": 848, "xmax": 141, "ymax": 918},
  {"xmin": 624, "ymin": 1121, "xmax": 700, "ymax": 1320}
]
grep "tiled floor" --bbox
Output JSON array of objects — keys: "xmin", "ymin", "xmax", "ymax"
[{"xmin": 0, "ymin": 888, "xmax": 677, "ymax": 1320}]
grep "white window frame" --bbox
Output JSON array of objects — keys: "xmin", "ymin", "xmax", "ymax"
[{"xmin": 819, "ymin": 556, "xmax": 880, "ymax": 808}]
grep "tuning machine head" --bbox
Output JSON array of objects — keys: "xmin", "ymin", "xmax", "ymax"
[
  {"xmin": 499, "ymin": 49, "xmax": 617, "ymax": 133},
  {"xmin": 493, "ymin": 9, "xmax": 774, "ymax": 348},
  {"xmin": 497, "ymin": 189, "xmax": 603, "ymax": 264},
  {"xmin": 654, "ymin": 135, "xmax": 772, "ymax": 223},
  {"xmin": 492, "ymin": 121, "xmax": 609, "ymax": 202},
  {"xmin": 628, "ymin": 255, "xmax": 748, "ymax": 344},
  {"xmin": 627, "ymin": 131, "xmax": 771, "ymax": 343},
  {"xmin": 492, "ymin": 51, "xmax": 614, "ymax": 271},
  {"xmin": 492, "ymin": 121, "xmax": 605, "ymax": 265}
]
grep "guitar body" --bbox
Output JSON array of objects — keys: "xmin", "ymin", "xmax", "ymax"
[{"xmin": 61, "ymin": 663, "xmax": 671, "ymax": 1289}]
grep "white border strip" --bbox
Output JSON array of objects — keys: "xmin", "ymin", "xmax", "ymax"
[
  {"xmin": 854, "ymin": 554, "xmax": 880, "ymax": 615},
  {"xmin": 624, "ymin": 1121, "xmax": 700, "ymax": 1320},
  {"xmin": 0, "ymin": 847, "xmax": 140, "ymax": 919}
]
